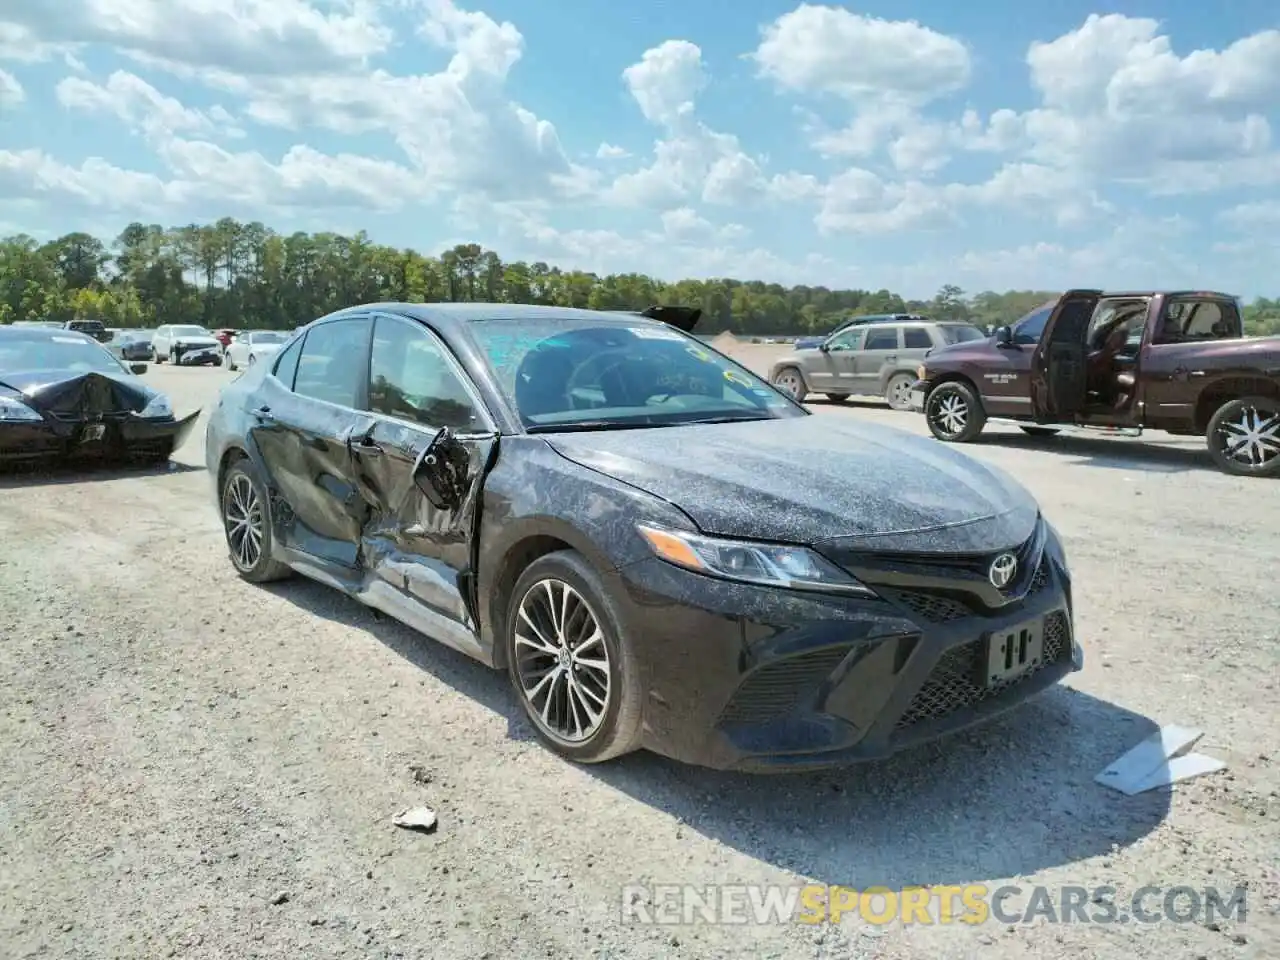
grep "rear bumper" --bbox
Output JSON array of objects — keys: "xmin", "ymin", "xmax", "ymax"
[{"xmin": 0, "ymin": 411, "xmax": 200, "ymax": 465}]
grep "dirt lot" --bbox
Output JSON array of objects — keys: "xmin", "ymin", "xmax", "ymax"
[{"xmin": 1, "ymin": 348, "xmax": 1277, "ymax": 960}]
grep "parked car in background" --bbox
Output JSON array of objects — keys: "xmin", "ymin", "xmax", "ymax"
[
  {"xmin": 11, "ymin": 320, "xmax": 63, "ymax": 329},
  {"xmin": 911, "ymin": 289, "xmax": 1280, "ymax": 476},
  {"xmin": 770, "ymin": 319, "xmax": 986, "ymax": 409},
  {"xmin": 153, "ymin": 324, "xmax": 223, "ymax": 366},
  {"xmin": 793, "ymin": 313, "xmax": 930, "ymax": 350},
  {"xmin": 205, "ymin": 302, "xmax": 1078, "ymax": 772},
  {"xmin": 107, "ymin": 330, "xmax": 155, "ymax": 362},
  {"xmin": 0, "ymin": 325, "xmax": 196, "ymax": 465},
  {"xmin": 225, "ymin": 330, "xmax": 289, "ymax": 371},
  {"xmin": 63, "ymin": 319, "xmax": 111, "ymax": 343}
]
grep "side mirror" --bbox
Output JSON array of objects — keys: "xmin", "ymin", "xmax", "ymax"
[
  {"xmin": 412, "ymin": 427, "xmax": 471, "ymax": 510},
  {"xmin": 818, "ymin": 342, "xmax": 830, "ymax": 352},
  {"xmin": 130, "ymin": 362, "xmax": 148, "ymax": 375},
  {"xmin": 994, "ymin": 326, "xmax": 1013, "ymax": 346}
]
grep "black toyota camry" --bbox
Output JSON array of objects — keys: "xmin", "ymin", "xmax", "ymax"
[
  {"xmin": 0, "ymin": 325, "xmax": 198, "ymax": 466},
  {"xmin": 205, "ymin": 303, "xmax": 1079, "ymax": 772}
]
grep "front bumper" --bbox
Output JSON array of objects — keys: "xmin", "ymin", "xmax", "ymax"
[
  {"xmin": 0, "ymin": 411, "xmax": 201, "ymax": 465},
  {"xmin": 613, "ymin": 530, "xmax": 1078, "ymax": 772},
  {"xmin": 174, "ymin": 346, "xmax": 221, "ymax": 365},
  {"xmin": 908, "ymin": 378, "xmax": 927, "ymax": 412}
]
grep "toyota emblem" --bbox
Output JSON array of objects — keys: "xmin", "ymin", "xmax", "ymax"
[{"xmin": 989, "ymin": 553, "xmax": 1017, "ymax": 589}]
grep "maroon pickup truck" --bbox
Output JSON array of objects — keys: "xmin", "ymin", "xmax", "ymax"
[{"xmin": 909, "ymin": 289, "xmax": 1280, "ymax": 477}]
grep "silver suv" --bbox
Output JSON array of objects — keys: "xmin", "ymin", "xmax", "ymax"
[{"xmin": 769, "ymin": 320, "xmax": 986, "ymax": 409}]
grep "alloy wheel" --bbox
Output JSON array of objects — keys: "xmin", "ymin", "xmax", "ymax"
[
  {"xmin": 513, "ymin": 578, "xmax": 611, "ymax": 744},
  {"xmin": 931, "ymin": 392, "xmax": 968, "ymax": 437},
  {"xmin": 887, "ymin": 376, "xmax": 913, "ymax": 409},
  {"xmin": 223, "ymin": 473, "xmax": 264, "ymax": 571},
  {"xmin": 774, "ymin": 370, "xmax": 803, "ymax": 399},
  {"xmin": 1215, "ymin": 403, "xmax": 1280, "ymax": 468}
]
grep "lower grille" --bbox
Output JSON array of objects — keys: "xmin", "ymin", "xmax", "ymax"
[
  {"xmin": 894, "ymin": 611, "xmax": 1069, "ymax": 730},
  {"xmin": 718, "ymin": 645, "xmax": 852, "ymax": 725}
]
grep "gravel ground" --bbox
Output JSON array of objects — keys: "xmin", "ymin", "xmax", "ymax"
[{"xmin": 1, "ymin": 354, "xmax": 1277, "ymax": 960}]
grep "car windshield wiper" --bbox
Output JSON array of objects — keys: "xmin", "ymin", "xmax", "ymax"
[
  {"xmin": 682, "ymin": 413, "xmax": 773, "ymax": 425},
  {"xmin": 526, "ymin": 420, "xmax": 666, "ymax": 434}
]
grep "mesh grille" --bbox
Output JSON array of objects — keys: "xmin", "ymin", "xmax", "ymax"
[
  {"xmin": 894, "ymin": 611, "xmax": 1069, "ymax": 731},
  {"xmin": 718, "ymin": 645, "xmax": 852, "ymax": 725},
  {"xmin": 884, "ymin": 589, "xmax": 971, "ymax": 623}
]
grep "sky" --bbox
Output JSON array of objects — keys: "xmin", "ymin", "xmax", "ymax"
[{"xmin": 1, "ymin": 1, "xmax": 1280, "ymax": 299}]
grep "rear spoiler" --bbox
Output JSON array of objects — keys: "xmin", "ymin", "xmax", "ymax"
[{"xmin": 640, "ymin": 305, "xmax": 702, "ymax": 332}]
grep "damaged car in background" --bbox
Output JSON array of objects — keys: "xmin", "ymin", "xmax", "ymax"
[
  {"xmin": 0, "ymin": 326, "xmax": 198, "ymax": 466},
  {"xmin": 153, "ymin": 324, "xmax": 223, "ymax": 366},
  {"xmin": 206, "ymin": 302, "xmax": 1079, "ymax": 772}
]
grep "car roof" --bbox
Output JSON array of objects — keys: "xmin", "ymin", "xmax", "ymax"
[
  {"xmin": 323, "ymin": 302, "xmax": 676, "ymax": 331},
  {"xmin": 0, "ymin": 326, "xmax": 97, "ymax": 343}
]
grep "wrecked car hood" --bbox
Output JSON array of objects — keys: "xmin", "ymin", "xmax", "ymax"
[
  {"xmin": 0, "ymin": 368, "xmax": 158, "ymax": 415},
  {"xmin": 545, "ymin": 416, "xmax": 1039, "ymax": 552}
]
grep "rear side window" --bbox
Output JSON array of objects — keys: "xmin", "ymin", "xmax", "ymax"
[
  {"xmin": 865, "ymin": 328, "xmax": 899, "ymax": 350},
  {"xmin": 293, "ymin": 318, "xmax": 372, "ymax": 408},
  {"xmin": 903, "ymin": 327, "xmax": 932, "ymax": 349},
  {"xmin": 1014, "ymin": 307, "xmax": 1052, "ymax": 345},
  {"xmin": 272, "ymin": 336, "xmax": 303, "ymax": 389}
]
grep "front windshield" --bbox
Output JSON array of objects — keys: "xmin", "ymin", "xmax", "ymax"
[
  {"xmin": 252, "ymin": 332, "xmax": 286, "ymax": 344},
  {"xmin": 469, "ymin": 317, "xmax": 806, "ymax": 431},
  {"xmin": 173, "ymin": 325, "xmax": 210, "ymax": 337},
  {"xmin": 0, "ymin": 335, "xmax": 129, "ymax": 375}
]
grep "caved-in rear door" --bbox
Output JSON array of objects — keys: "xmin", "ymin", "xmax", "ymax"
[{"xmin": 1029, "ymin": 289, "xmax": 1102, "ymax": 419}]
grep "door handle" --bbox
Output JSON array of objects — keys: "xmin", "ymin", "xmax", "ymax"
[
  {"xmin": 254, "ymin": 405, "xmax": 276, "ymax": 422},
  {"xmin": 885, "ymin": 354, "xmax": 897, "ymax": 361},
  {"xmin": 351, "ymin": 437, "xmax": 383, "ymax": 456}
]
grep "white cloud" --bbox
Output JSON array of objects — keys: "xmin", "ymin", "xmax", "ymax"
[
  {"xmin": 2, "ymin": 0, "xmax": 389, "ymax": 75},
  {"xmin": 596, "ymin": 143, "xmax": 630, "ymax": 160},
  {"xmin": 0, "ymin": 149, "xmax": 184, "ymax": 212},
  {"xmin": 1220, "ymin": 201, "xmax": 1280, "ymax": 228},
  {"xmin": 56, "ymin": 70, "xmax": 242, "ymax": 139},
  {"xmin": 754, "ymin": 4, "xmax": 970, "ymax": 103},
  {"xmin": 622, "ymin": 40, "xmax": 705, "ymax": 126},
  {"xmin": 0, "ymin": 68, "xmax": 22, "ymax": 108}
]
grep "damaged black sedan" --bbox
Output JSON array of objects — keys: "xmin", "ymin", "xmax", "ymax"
[
  {"xmin": 205, "ymin": 303, "xmax": 1080, "ymax": 772},
  {"xmin": 1, "ymin": 326, "xmax": 198, "ymax": 466}
]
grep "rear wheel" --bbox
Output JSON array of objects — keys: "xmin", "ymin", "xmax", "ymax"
[
  {"xmin": 220, "ymin": 458, "xmax": 292, "ymax": 582},
  {"xmin": 506, "ymin": 551, "xmax": 643, "ymax": 765},
  {"xmin": 1206, "ymin": 396, "xmax": 1280, "ymax": 477},
  {"xmin": 925, "ymin": 381, "xmax": 986, "ymax": 443},
  {"xmin": 1019, "ymin": 426, "xmax": 1060, "ymax": 437},
  {"xmin": 884, "ymin": 373, "xmax": 915, "ymax": 411},
  {"xmin": 772, "ymin": 366, "xmax": 808, "ymax": 402}
]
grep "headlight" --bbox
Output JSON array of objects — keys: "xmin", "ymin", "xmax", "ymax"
[
  {"xmin": 636, "ymin": 524, "xmax": 876, "ymax": 596},
  {"xmin": 138, "ymin": 394, "xmax": 173, "ymax": 419},
  {"xmin": 0, "ymin": 396, "xmax": 42, "ymax": 421},
  {"xmin": 916, "ymin": 365, "xmax": 926, "ymax": 379}
]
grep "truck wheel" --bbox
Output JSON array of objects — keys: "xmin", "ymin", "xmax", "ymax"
[
  {"xmin": 925, "ymin": 381, "xmax": 986, "ymax": 443},
  {"xmin": 1206, "ymin": 396, "xmax": 1280, "ymax": 477},
  {"xmin": 885, "ymin": 373, "xmax": 915, "ymax": 411},
  {"xmin": 772, "ymin": 366, "xmax": 808, "ymax": 402}
]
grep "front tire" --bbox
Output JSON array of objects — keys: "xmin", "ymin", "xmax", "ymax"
[
  {"xmin": 925, "ymin": 381, "xmax": 986, "ymax": 442},
  {"xmin": 220, "ymin": 458, "xmax": 293, "ymax": 582},
  {"xmin": 1206, "ymin": 396, "xmax": 1280, "ymax": 477},
  {"xmin": 506, "ymin": 551, "xmax": 644, "ymax": 765},
  {"xmin": 772, "ymin": 366, "xmax": 808, "ymax": 402},
  {"xmin": 884, "ymin": 373, "xmax": 915, "ymax": 411}
]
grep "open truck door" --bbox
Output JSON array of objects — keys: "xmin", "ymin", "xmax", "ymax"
[{"xmin": 1029, "ymin": 289, "xmax": 1103, "ymax": 421}]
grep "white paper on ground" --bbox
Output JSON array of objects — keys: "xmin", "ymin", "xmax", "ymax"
[{"xmin": 1094, "ymin": 725, "xmax": 1204, "ymax": 795}]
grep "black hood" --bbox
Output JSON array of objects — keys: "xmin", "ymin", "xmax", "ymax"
[
  {"xmin": 0, "ymin": 368, "xmax": 157, "ymax": 415},
  {"xmin": 545, "ymin": 416, "xmax": 1039, "ymax": 553}
]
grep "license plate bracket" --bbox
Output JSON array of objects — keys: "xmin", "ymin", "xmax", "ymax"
[{"xmin": 984, "ymin": 618, "xmax": 1044, "ymax": 686}]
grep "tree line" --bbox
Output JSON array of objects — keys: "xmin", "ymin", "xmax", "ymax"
[{"xmin": 2, "ymin": 219, "xmax": 1278, "ymax": 337}]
